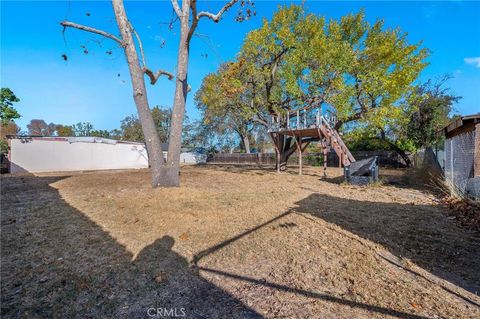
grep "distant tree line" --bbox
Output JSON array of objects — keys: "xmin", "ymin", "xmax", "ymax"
[
  {"xmin": 0, "ymin": 86, "xmax": 224, "ymax": 155},
  {"xmin": 22, "ymin": 106, "xmax": 173, "ymax": 142}
]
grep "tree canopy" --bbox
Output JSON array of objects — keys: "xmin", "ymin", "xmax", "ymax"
[
  {"xmin": 56, "ymin": 125, "xmax": 75, "ymax": 137},
  {"xmin": 27, "ymin": 119, "xmax": 56, "ymax": 136},
  {"xmin": 1, "ymin": 88, "xmax": 21, "ymax": 126},
  {"xmin": 196, "ymin": 5, "xmax": 436, "ymax": 162},
  {"xmin": 199, "ymin": 6, "xmax": 428, "ymax": 126},
  {"xmin": 405, "ymin": 76, "xmax": 460, "ymax": 149},
  {"xmin": 119, "ymin": 106, "xmax": 171, "ymax": 143}
]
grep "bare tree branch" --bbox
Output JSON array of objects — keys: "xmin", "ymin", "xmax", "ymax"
[
  {"xmin": 197, "ymin": 0, "xmax": 238, "ymax": 22},
  {"xmin": 170, "ymin": 0, "xmax": 183, "ymax": 18},
  {"xmin": 60, "ymin": 21, "xmax": 124, "ymax": 46},
  {"xmin": 187, "ymin": 0, "xmax": 200, "ymax": 42},
  {"xmin": 143, "ymin": 67, "xmax": 174, "ymax": 85},
  {"xmin": 125, "ymin": 21, "xmax": 173, "ymax": 85},
  {"xmin": 129, "ymin": 22, "xmax": 146, "ymax": 67}
]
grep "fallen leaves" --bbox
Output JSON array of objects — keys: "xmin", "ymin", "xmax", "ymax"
[{"xmin": 440, "ymin": 196, "xmax": 480, "ymax": 231}]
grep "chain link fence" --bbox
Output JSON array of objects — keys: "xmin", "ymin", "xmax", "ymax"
[{"xmin": 444, "ymin": 130, "xmax": 476, "ymax": 196}]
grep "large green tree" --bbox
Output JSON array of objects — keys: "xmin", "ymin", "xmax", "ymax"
[
  {"xmin": 195, "ymin": 63, "xmax": 257, "ymax": 153},
  {"xmin": 197, "ymin": 6, "xmax": 428, "ymax": 168},
  {"xmin": 343, "ymin": 76, "xmax": 459, "ymax": 166},
  {"xmin": 406, "ymin": 76, "xmax": 460, "ymax": 149}
]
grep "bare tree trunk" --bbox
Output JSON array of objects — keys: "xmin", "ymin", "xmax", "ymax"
[
  {"xmin": 243, "ymin": 134, "xmax": 251, "ymax": 154},
  {"xmin": 161, "ymin": 0, "xmax": 191, "ymax": 187},
  {"xmin": 238, "ymin": 133, "xmax": 245, "ymax": 152},
  {"xmin": 274, "ymin": 135, "xmax": 296, "ymax": 171},
  {"xmin": 112, "ymin": 0, "xmax": 164, "ymax": 187},
  {"xmin": 371, "ymin": 136, "xmax": 412, "ymax": 167},
  {"xmin": 160, "ymin": 0, "xmax": 238, "ymax": 186},
  {"xmin": 238, "ymin": 131, "xmax": 251, "ymax": 154},
  {"xmin": 383, "ymin": 138, "xmax": 412, "ymax": 167}
]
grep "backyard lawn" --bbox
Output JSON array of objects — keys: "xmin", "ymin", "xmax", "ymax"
[{"xmin": 1, "ymin": 165, "xmax": 479, "ymax": 318}]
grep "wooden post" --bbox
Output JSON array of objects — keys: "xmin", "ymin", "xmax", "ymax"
[
  {"xmin": 275, "ymin": 135, "xmax": 280, "ymax": 173},
  {"xmin": 270, "ymin": 133, "xmax": 281, "ymax": 173},
  {"xmin": 294, "ymin": 135, "xmax": 302, "ymax": 175},
  {"xmin": 323, "ymin": 143, "xmax": 328, "ymax": 177},
  {"xmin": 298, "ymin": 137, "xmax": 302, "ymax": 175},
  {"xmin": 276, "ymin": 144, "xmax": 280, "ymax": 173},
  {"xmin": 339, "ymin": 152, "xmax": 343, "ymax": 168}
]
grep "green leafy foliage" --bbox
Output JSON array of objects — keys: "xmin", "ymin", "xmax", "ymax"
[
  {"xmin": 344, "ymin": 76, "xmax": 460, "ymax": 155},
  {"xmin": 120, "ymin": 115, "xmax": 144, "ymax": 142},
  {"xmin": 90, "ymin": 130, "xmax": 111, "ymax": 138},
  {"xmin": 0, "ymin": 122, "xmax": 20, "ymax": 154},
  {"xmin": 194, "ymin": 64, "xmax": 259, "ymax": 152},
  {"xmin": 196, "ymin": 5, "xmax": 430, "ymax": 158},
  {"xmin": 405, "ymin": 76, "xmax": 460, "ymax": 149},
  {"xmin": 72, "ymin": 122, "xmax": 94, "ymax": 137},
  {"xmin": 119, "ymin": 106, "xmax": 172, "ymax": 143},
  {"xmin": 0, "ymin": 140, "xmax": 9, "ymax": 154},
  {"xmin": 1, "ymin": 88, "xmax": 21, "ymax": 126},
  {"xmin": 343, "ymin": 131, "xmax": 395, "ymax": 151},
  {"xmin": 56, "ymin": 125, "xmax": 75, "ymax": 137}
]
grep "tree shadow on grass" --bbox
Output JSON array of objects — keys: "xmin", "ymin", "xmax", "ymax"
[
  {"xmin": 191, "ymin": 209, "xmax": 436, "ymax": 319},
  {"xmin": 294, "ymin": 194, "xmax": 480, "ymax": 295},
  {"xmin": 319, "ymin": 167, "xmax": 445, "ymax": 198},
  {"xmin": 0, "ymin": 174, "xmax": 261, "ymax": 319},
  {"xmin": 192, "ymin": 193, "xmax": 480, "ymax": 317}
]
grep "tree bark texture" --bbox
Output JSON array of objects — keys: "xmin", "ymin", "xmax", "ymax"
[
  {"xmin": 112, "ymin": 0, "xmax": 165, "ymax": 187},
  {"xmin": 243, "ymin": 134, "xmax": 251, "ymax": 154},
  {"xmin": 374, "ymin": 137, "xmax": 412, "ymax": 167},
  {"xmin": 161, "ymin": 0, "xmax": 191, "ymax": 187},
  {"xmin": 238, "ymin": 132, "xmax": 251, "ymax": 154},
  {"xmin": 274, "ymin": 135, "xmax": 297, "ymax": 171}
]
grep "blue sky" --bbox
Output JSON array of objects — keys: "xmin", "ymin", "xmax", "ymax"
[{"xmin": 1, "ymin": 1, "xmax": 479, "ymax": 132}]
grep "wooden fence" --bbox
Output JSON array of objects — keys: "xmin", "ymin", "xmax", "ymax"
[
  {"xmin": 207, "ymin": 153, "xmax": 320, "ymax": 166},
  {"xmin": 207, "ymin": 153, "xmax": 276, "ymax": 165},
  {"xmin": 207, "ymin": 151, "xmax": 410, "ymax": 168}
]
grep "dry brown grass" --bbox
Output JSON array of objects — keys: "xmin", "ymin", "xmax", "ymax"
[{"xmin": 1, "ymin": 165, "xmax": 479, "ymax": 318}]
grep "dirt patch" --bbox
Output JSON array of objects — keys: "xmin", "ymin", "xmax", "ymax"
[{"xmin": 1, "ymin": 165, "xmax": 479, "ymax": 318}]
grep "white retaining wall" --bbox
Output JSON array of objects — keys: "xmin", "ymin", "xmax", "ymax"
[{"xmin": 9, "ymin": 138, "xmax": 148, "ymax": 173}]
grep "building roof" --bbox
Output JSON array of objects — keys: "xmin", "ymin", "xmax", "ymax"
[{"xmin": 442, "ymin": 113, "xmax": 480, "ymax": 139}]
